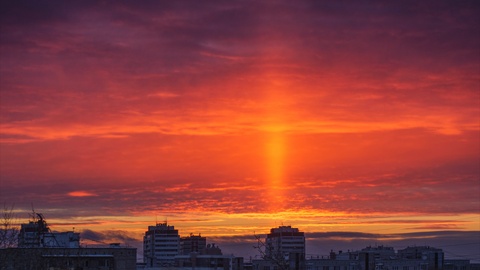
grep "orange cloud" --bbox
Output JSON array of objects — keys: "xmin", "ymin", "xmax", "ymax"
[{"xmin": 68, "ymin": 191, "xmax": 98, "ymax": 197}]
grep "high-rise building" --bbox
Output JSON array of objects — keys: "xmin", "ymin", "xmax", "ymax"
[
  {"xmin": 143, "ymin": 222, "xmax": 180, "ymax": 267},
  {"xmin": 181, "ymin": 233, "xmax": 207, "ymax": 255},
  {"xmin": 266, "ymin": 226, "xmax": 305, "ymax": 259},
  {"xmin": 265, "ymin": 226, "xmax": 305, "ymax": 270}
]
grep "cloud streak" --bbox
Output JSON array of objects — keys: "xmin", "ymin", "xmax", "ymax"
[{"xmin": 1, "ymin": 1, "xmax": 478, "ymax": 143}]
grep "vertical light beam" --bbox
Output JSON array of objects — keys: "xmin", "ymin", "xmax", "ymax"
[{"xmin": 266, "ymin": 131, "xmax": 286, "ymax": 211}]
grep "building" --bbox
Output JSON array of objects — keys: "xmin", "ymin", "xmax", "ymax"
[
  {"xmin": 143, "ymin": 222, "xmax": 180, "ymax": 267},
  {"xmin": 305, "ymin": 245, "xmax": 447, "ymax": 270},
  {"xmin": 266, "ymin": 226, "xmax": 305, "ymax": 259},
  {"xmin": 181, "ymin": 233, "xmax": 207, "ymax": 255},
  {"xmin": 175, "ymin": 254, "xmax": 244, "ymax": 270},
  {"xmin": 255, "ymin": 226, "xmax": 306, "ymax": 270},
  {"xmin": 0, "ymin": 245, "xmax": 136, "ymax": 270},
  {"xmin": 359, "ymin": 245, "xmax": 396, "ymax": 270},
  {"xmin": 266, "ymin": 226, "xmax": 305, "ymax": 270},
  {"xmin": 204, "ymin": 243, "xmax": 223, "ymax": 255},
  {"xmin": 2, "ymin": 212, "xmax": 136, "ymax": 270},
  {"xmin": 306, "ymin": 257, "xmax": 362, "ymax": 270},
  {"xmin": 18, "ymin": 213, "xmax": 79, "ymax": 248},
  {"xmin": 398, "ymin": 246, "xmax": 444, "ymax": 270},
  {"xmin": 444, "ymin": 260, "xmax": 474, "ymax": 270}
]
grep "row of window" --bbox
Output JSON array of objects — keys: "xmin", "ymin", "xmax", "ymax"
[
  {"xmin": 154, "ymin": 252, "xmax": 178, "ymax": 256},
  {"xmin": 307, "ymin": 265, "xmax": 431, "ymax": 270},
  {"xmin": 154, "ymin": 249, "xmax": 179, "ymax": 252},
  {"xmin": 154, "ymin": 244, "xmax": 179, "ymax": 248},
  {"xmin": 154, "ymin": 239, "xmax": 180, "ymax": 242}
]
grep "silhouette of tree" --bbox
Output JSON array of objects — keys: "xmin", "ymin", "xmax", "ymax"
[
  {"xmin": 0, "ymin": 203, "xmax": 18, "ymax": 249},
  {"xmin": 0, "ymin": 203, "xmax": 20, "ymax": 269},
  {"xmin": 253, "ymin": 233, "xmax": 289, "ymax": 270}
]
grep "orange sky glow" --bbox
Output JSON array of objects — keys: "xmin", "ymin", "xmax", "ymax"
[{"xmin": 0, "ymin": 0, "xmax": 479, "ymax": 260}]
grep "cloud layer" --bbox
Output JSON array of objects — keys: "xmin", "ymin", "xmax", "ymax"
[{"xmin": 0, "ymin": 0, "xmax": 479, "ymax": 260}]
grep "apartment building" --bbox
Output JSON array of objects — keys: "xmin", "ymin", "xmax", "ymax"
[{"xmin": 143, "ymin": 222, "xmax": 180, "ymax": 267}]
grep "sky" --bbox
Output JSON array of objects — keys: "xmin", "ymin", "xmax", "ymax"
[{"xmin": 0, "ymin": 0, "xmax": 479, "ymax": 262}]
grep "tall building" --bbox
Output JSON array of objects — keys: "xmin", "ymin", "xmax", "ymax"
[
  {"xmin": 181, "ymin": 233, "xmax": 207, "ymax": 255},
  {"xmin": 266, "ymin": 226, "xmax": 305, "ymax": 259},
  {"xmin": 143, "ymin": 222, "xmax": 180, "ymax": 267},
  {"xmin": 265, "ymin": 226, "xmax": 305, "ymax": 270}
]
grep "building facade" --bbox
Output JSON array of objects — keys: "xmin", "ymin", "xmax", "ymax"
[
  {"xmin": 398, "ymin": 246, "xmax": 444, "ymax": 270},
  {"xmin": 0, "ymin": 246, "xmax": 136, "ymax": 270},
  {"xmin": 18, "ymin": 213, "xmax": 79, "ymax": 248},
  {"xmin": 181, "ymin": 233, "xmax": 207, "ymax": 255},
  {"xmin": 143, "ymin": 222, "xmax": 180, "ymax": 267},
  {"xmin": 305, "ymin": 245, "xmax": 447, "ymax": 270},
  {"xmin": 266, "ymin": 226, "xmax": 305, "ymax": 259},
  {"xmin": 263, "ymin": 226, "xmax": 306, "ymax": 270},
  {"xmin": 175, "ymin": 253, "xmax": 244, "ymax": 270}
]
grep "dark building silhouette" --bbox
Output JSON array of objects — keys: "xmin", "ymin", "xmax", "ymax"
[
  {"xmin": 1, "ymin": 213, "xmax": 136, "ymax": 270},
  {"xmin": 205, "ymin": 243, "xmax": 223, "ymax": 255},
  {"xmin": 181, "ymin": 233, "xmax": 206, "ymax": 255},
  {"xmin": 18, "ymin": 213, "xmax": 79, "ymax": 248},
  {"xmin": 306, "ymin": 245, "xmax": 446, "ymax": 270},
  {"xmin": 398, "ymin": 246, "xmax": 444, "ymax": 270},
  {"xmin": 0, "ymin": 246, "xmax": 136, "ymax": 270},
  {"xmin": 175, "ymin": 253, "xmax": 244, "ymax": 270}
]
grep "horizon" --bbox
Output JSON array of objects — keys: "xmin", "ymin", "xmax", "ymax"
[
  {"xmin": 1, "ymin": 0, "xmax": 479, "ymax": 265},
  {"xmin": 8, "ymin": 209, "xmax": 480, "ymax": 263}
]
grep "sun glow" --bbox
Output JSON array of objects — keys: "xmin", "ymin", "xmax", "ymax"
[
  {"xmin": 261, "ymin": 80, "xmax": 293, "ymax": 212},
  {"xmin": 266, "ymin": 133, "xmax": 285, "ymax": 188},
  {"xmin": 265, "ymin": 132, "xmax": 287, "ymax": 210}
]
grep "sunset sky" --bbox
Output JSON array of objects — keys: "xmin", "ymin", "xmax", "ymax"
[{"xmin": 0, "ymin": 0, "xmax": 479, "ymax": 261}]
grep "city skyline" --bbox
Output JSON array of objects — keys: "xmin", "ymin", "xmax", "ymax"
[
  {"xmin": 0, "ymin": 0, "xmax": 479, "ymax": 263},
  {"xmin": 6, "ymin": 213, "xmax": 480, "ymax": 263},
  {"xmin": 8, "ymin": 216, "xmax": 474, "ymax": 269}
]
